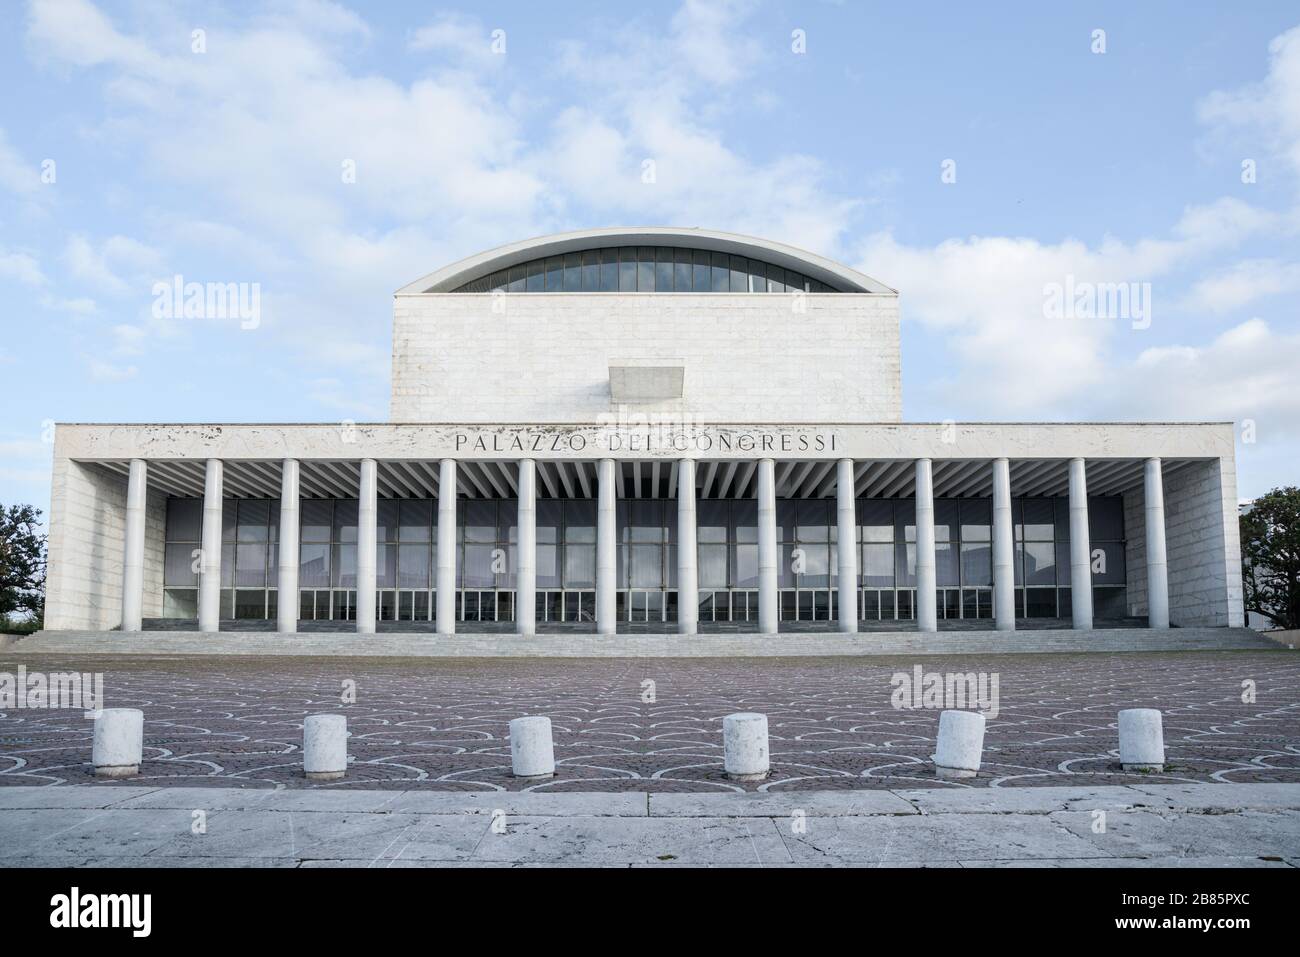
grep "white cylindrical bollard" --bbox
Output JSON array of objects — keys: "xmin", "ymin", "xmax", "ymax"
[
  {"xmin": 510, "ymin": 716, "xmax": 555, "ymax": 780},
  {"xmin": 303, "ymin": 714, "xmax": 348, "ymax": 780},
  {"xmin": 933, "ymin": 710, "xmax": 986, "ymax": 779},
  {"xmin": 723, "ymin": 712, "xmax": 770, "ymax": 781},
  {"xmin": 1118, "ymin": 708, "xmax": 1165, "ymax": 772},
  {"xmin": 92, "ymin": 708, "xmax": 144, "ymax": 778}
]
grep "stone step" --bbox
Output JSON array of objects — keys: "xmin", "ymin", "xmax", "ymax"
[{"xmin": 4, "ymin": 626, "xmax": 1283, "ymax": 658}]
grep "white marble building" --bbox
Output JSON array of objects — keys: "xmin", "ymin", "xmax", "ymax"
[{"xmin": 43, "ymin": 227, "xmax": 1244, "ymax": 636}]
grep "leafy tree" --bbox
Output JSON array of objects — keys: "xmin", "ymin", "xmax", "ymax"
[
  {"xmin": 1240, "ymin": 487, "xmax": 1300, "ymax": 630},
  {"xmin": 0, "ymin": 503, "xmax": 46, "ymax": 626}
]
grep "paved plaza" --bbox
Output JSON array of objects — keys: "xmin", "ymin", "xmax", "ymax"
[
  {"xmin": 1, "ymin": 651, "xmax": 1297, "ymax": 792},
  {"xmin": 2, "ymin": 782, "xmax": 1299, "ymax": 867}
]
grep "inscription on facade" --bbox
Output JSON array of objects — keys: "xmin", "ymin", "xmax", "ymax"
[{"xmin": 452, "ymin": 427, "xmax": 841, "ymax": 456}]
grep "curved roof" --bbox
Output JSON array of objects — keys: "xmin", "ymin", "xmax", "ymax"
[{"xmin": 397, "ymin": 226, "xmax": 895, "ymax": 294}]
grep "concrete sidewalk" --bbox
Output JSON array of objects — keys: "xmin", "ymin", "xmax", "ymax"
[{"xmin": 2, "ymin": 783, "xmax": 1298, "ymax": 867}]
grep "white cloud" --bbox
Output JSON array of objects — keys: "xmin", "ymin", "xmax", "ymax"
[
  {"xmin": 0, "ymin": 128, "xmax": 40, "ymax": 195},
  {"xmin": 855, "ymin": 198, "xmax": 1278, "ymax": 414},
  {"xmin": 85, "ymin": 356, "xmax": 138, "ymax": 381},
  {"xmin": 62, "ymin": 234, "xmax": 162, "ymax": 295},
  {"xmin": 1199, "ymin": 25, "xmax": 1300, "ymax": 177},
  {"xmin": 1186, "ymin": 258, "xmax": 1300, "ymax": 312},
  {"xmin": 0, "ymin": 249, "xmax": 46, "ymax": 286}
]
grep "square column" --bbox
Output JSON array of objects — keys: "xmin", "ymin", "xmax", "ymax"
[
  {"xmin": 1068, "ymin": 457, "xmax": 1094, "ymax": 629},
  {"xmin": 597, "ymin": 459, "xmax": 617, "ymax": 635},
  {"xmin": 436, "ymin": 459, "xmax": 458, "ymax": 634},
  {"xmin": 914, "ymin": 458, "xmax": 937, "ymax": 632},
  {"xmin": 1144, "ymin": 457, "xmax": 1170, "ymax": 629},
  {"xmin": 120, "ymin": 458, "xmax": 147, "ymax": 632},
  {"xmin": 277, "ymin": 458, "xmax": 300, "ymax": 633},
  {"xmin": 757, "ymin": 458, "xmax": 778, "ymax": 634},
  {"xmin": 677, "ymin": 458, "xmax": 698, "ymax": 635},
  {"xmin": 355, "ymin": 458, "xmax": 377, "ymax": 634},
  {"xmin": 991, "ymin": 457, "xmax": 1016, "ymax": 631},
  {"xmin": 516, "ymin": 459, "xmax": 536, "ymax": 636},
  {"xmin": 835, "ymin": 458, "xmax": 858, "ymax": 633},
  {"xmin": 197, "ymin": 458, "xmax": 223, "ymax": 632}
]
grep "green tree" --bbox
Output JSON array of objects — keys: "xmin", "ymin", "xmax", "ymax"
[
  {"xmin": 1240, "ymin": 487, "xmax": 1300, "ymax": 630},
  {"xmin": 0, "ymin": 503, "xmax": 47, "ymax": 626}
]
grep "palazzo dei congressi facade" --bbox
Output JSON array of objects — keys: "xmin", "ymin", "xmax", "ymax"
[{"xmin": 44, "ymin": 227, "xmax": 1244, "ymax": 638}]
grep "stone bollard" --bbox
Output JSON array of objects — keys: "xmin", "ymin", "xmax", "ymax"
[
  {"xmin": 723, "ymin": 712, "xmax": 770, "ymax": 781},
  {"xmin": 1118, "ymin": 708, "xmax": 1165, "ymax": 772},
  {"xmin": 933, "ymin": 710, "xmax": 985, "ymax": 779},
  {"xmin": 510, "ymin": 716, "xmax": 555, "ymax": 781},
  {"xmin": 92, "ymin": 708, "xmax": 144, "ymax": 778},
  {"xmin": 303, "ymin": 714, "xmax": 348, "ymax": 780}
]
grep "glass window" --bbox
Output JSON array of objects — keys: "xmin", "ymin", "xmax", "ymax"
[
  {"xmin": 858, "ymin": 500, "xmax": 893, "ymax": 542},
  {"xmin": 729, "ymin": 255, "xmax": 747, "ymax": 292},
  {"xmin": 895, "ymin": 500, "xmax": 916, "ymax": 543},
  {"xmin": 960, "ymin": 542, "xmax": 992, "ymax": 586},
  {"xmin": 747, "ymin": 259, "xmax": 769, "ymax": 293},
  {"xmin": 800, "ymin": 543, "xmax": 830, "ymax": 587},
  {"xmin": 235, "ymin": 543, "xmax": 266, "ymax": 587},
  {"xmin": 1023, "ymin": 541, "xmax": 1055, "ymax": 585},
  {"xmin": 674, "ymin": 248, "xmax": 692, "ymax": 291},
  {"xmin": 581, "ymin": 250, "xmax": 599, "ymax": 290},
  {"xmin": 960, "ymin": 499, "xmax": 991, "ymax": 541},
  {"xmin": 637, "ymin": 246, "xmax": 655, "ymax": 291},
  {"xmin": 933, "ymin": 499, "xmax": 957, "ymax": 543},
  {"xmin": 300, "ymin": 542, "xmax": 330, "ymax": 588},
  {"xmin": 565, "ymin": 500, "xmax": 596, "ymax": 543},
  {"xmin": 166, "ymin": 498, "xmax": 202, "ymax": 541},
  {"xmin": 398, "ymin": 500, "xmax": 432, "ymax": 541},
  {"xmin": 301, "ymin": 500, "xmax": 332, "ymax": 542},
  {"xmin": 626, "ymin": 500, "xmax": 663, "ymax": 542},
  {"xmin": 700, "ymin": 544, "xmax": 728, "ymax": 588},
  {"xmin": 331, "ymin": 544, "xmax": 357, "ymax": 588},
  {"xmin": 656, "ymin": 247, "xmax": 674, "ymax": 290},
  {"xmin": 767, "ymin": 262, "xmax": 785, "ymax": 293},
  {"xmin": 333, "ymin": 500, "xmax": 358, "ymax": 543},
  {"xmin": 732, "ymin": 500, "xmax": 758, "ymax": 543},
  {"xmin": 377, "ymin": 543, "xmax": 397, "ymax": 588},
  {"xmin": 397, "ymin": 543, "xmax": 429, "ymax": 589},
  {"xmin": 463, "ymin": 500, "xmax": 496, "ymax": 542},
  {"xmin": 936, "ymin": 541, "xmax": 958, "ymax": 586},
  {"xmin": 630, "ymin": 544, "xmax": 662, "ymax": 587},
  {"xmin": 164, "ymin": 543, "xmax": 199, "ymax": 586},
  {"xmin": 862, "ymin": 542, "xmax": 893, "ymax": 586},
  {"xmin": 537, "ymin": 499, "xmax": 561, "ymax": 544},
  {"xmin": 797, "ymin": 500, "xmax": 830, "ymax": 542},
  {"xmin": 599, "ymin": 248, "xmax": 618, "ymax": 291},
  {"xmin": 1091, "ymin": 541, "xmax": 1126, "ymax": 585},
  {"xmin": 564, "ymin": 544, "xmax": 596, "ymax": 588},
  {"xmin": 618, "ymin": 247, "xmax": 637, "ymax": 291},
  {"xmin": 563, "ymin": 251, "xmax": 582, "ymax": 291},
  {"xmin": 377, "ymin": 499, "xmax": 399, "ymax": 543},
  {"xmin": 525, "ymin": 258, "xmax": 544, "ymax": 291},
  {"xmin": 711, "ymin": 251, "xmax": 730, "ymax": 292},
  {"xmin": 732, "ymin": 543, "xmax": 758, "ymax": 588},
  {"xmin": 698, "ymin": 500, "xmax": 729, "ymax": 543},
  {"xmin": 463, "ymin": 544, "xmax": 496, "ymax": 588},
  {"xmin": 537, "ymin": 544, "xmax": 559, "ymax": 588},
  {"xmin": 545, "ymin": 256, "xmax": 563, "ymax": 290},
  {"xmin": 692, "ymin": 249, "xmax": 711, "ymax": 290},
  {"xmin": 1020, "ymin": 498, "xmax": 1054, "ymax": 541},
  {"xmin": 1054, "ymin": 497, "xmax": 1072, "ymax": 542},
  {"xmin": 1089, "ymin": 497, "xmax": 1124, "ymax": 541}
]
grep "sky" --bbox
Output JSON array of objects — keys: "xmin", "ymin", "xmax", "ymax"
[{"xmin": 1, "ymin": 0, "xmax": 1299, "ymax": 523}]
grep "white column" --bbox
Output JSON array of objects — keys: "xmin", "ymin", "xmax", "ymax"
[
  {"xmin": 277, "ymin": 459, "xmax": 300, "ymax": 633},
  {"xmin": 198, "ymin": 458, "xmax": 223, "ymax": 632},
  {"xmin": 677, "ymin": 458, "xmax": 698, "ymax": 635},
  {"xmin": 835, "ymin": 458, "xmax": 858, "ymax": 633},
  {"xmin": 120, "ymin": 458, "xmax": 147, "ymax": 632},
  {"xmin": 517, "ymin": 459, "xmax": 536, "ymax": 636},
  {"xmin": 1144, "ymin": 457, "xmax": 1170, "ymax": 629},
  {"xmin": 915, "ymin": 458, "xmax": 937, "ymax": 632},
  {"xmin": 436, "ymin": 459, "xmax": 457, "ymax": 634},
  {"xmin": 757, "ymin": 458, "xmax": 778, "ymax": 634},
  {"xmin": 992, "ymin": 457, "xmax": 1015, "ymax": 632},
  {"xmin": 355, "ymin": 458, "xmax": 377, "ymax": 634},
  {"xmin": 596, "ymin": 459, "xmax": 617, "ymax": 636},
  {"xmin": 1068, "ymin": 457, "xmax": 1094, "ymax": 629}
]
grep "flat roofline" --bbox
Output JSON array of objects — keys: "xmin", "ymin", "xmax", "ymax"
[{"xmin": 52, "ymin": 420, "xmax": 1237, "ymax": 427}]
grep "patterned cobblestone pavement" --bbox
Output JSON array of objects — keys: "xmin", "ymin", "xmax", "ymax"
[{"xmin": 1, "ymin": 652, "xmax": 1297, "ymax": 792}]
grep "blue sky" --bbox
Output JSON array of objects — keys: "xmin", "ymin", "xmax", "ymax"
[{"xmin": 2, "ymin": 0, "xmax": 1299, "ymax": 522}]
